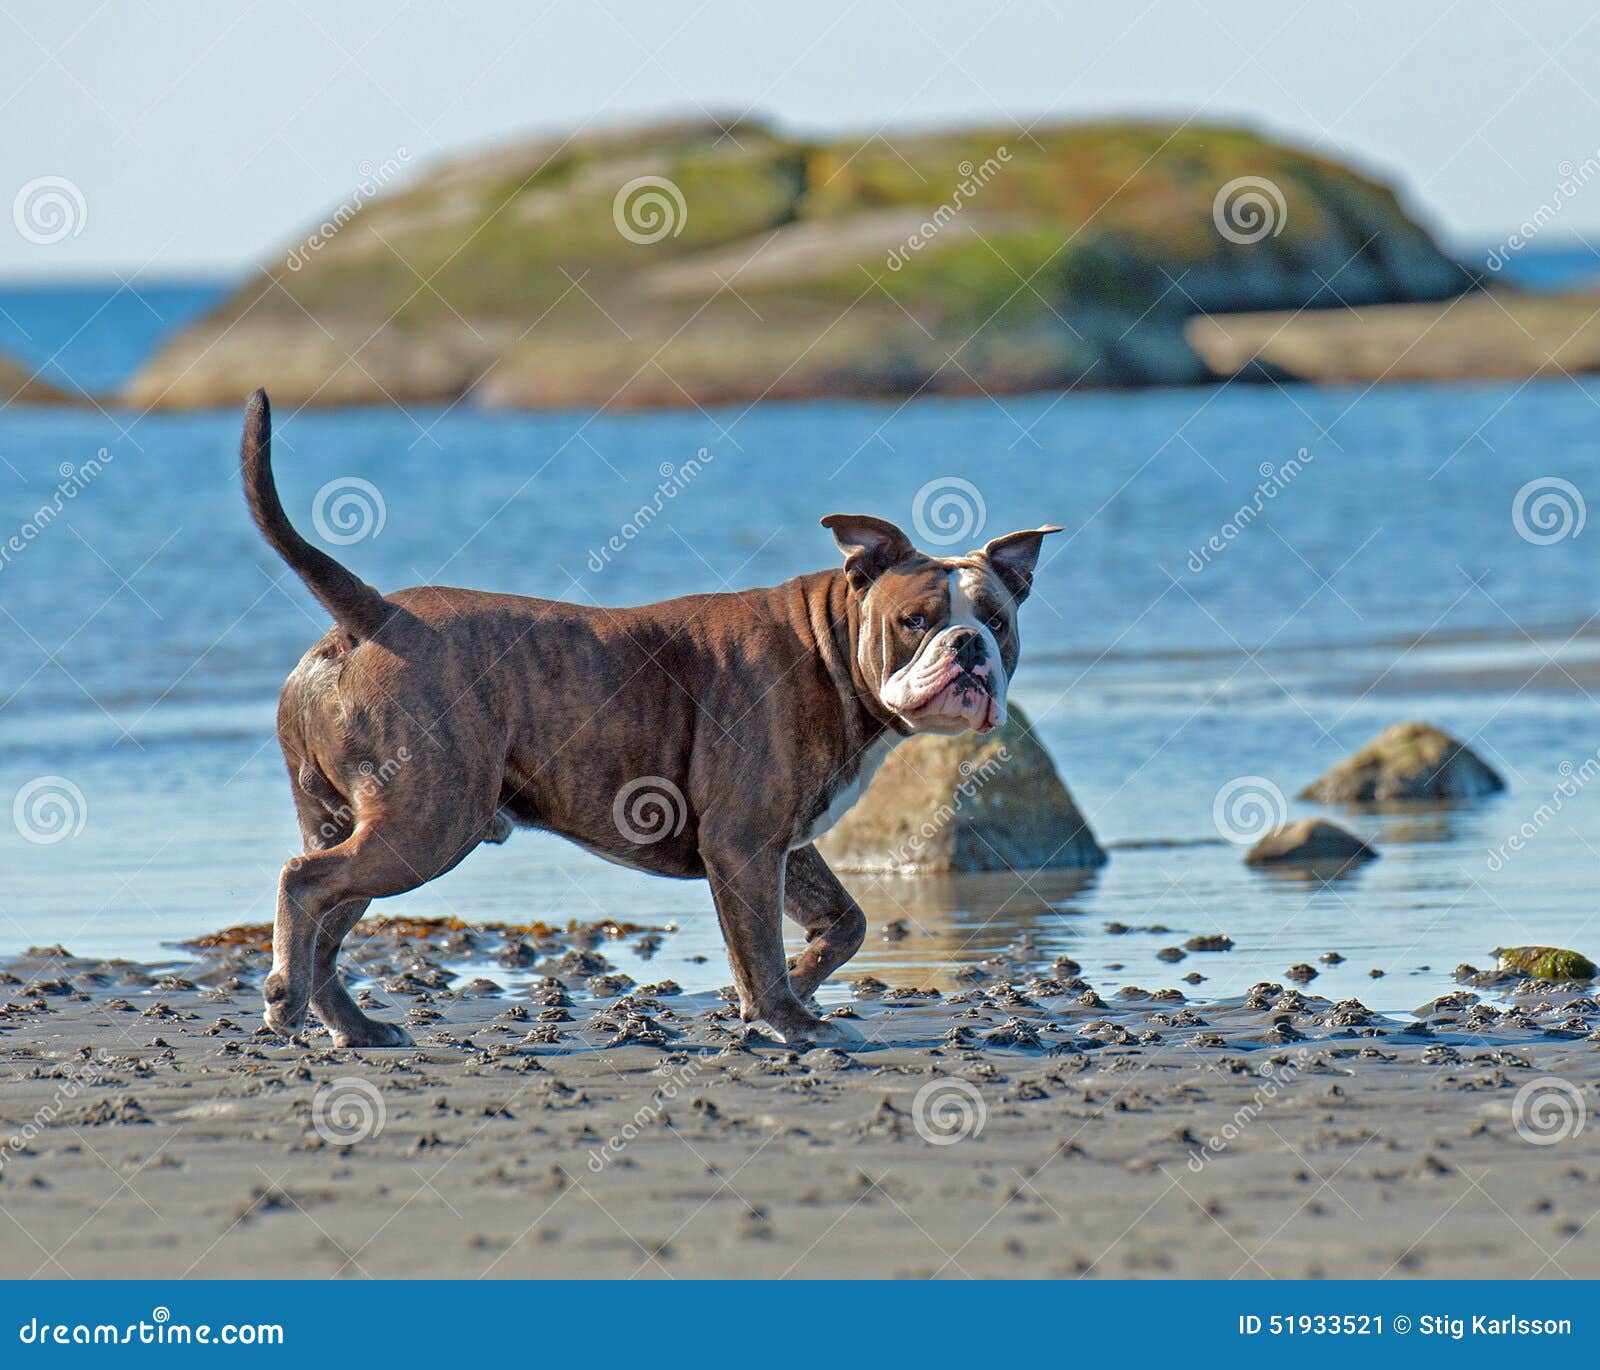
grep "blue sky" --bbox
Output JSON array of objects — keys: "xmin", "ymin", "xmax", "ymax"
[{"xmin": 4, "ymin": 0, "xmax": 1599, "ymax": 279}]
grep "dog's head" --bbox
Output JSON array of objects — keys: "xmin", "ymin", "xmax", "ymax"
[{"xmin": 822, "ymin": 513, "xmax": 1061, "ymax": 736}]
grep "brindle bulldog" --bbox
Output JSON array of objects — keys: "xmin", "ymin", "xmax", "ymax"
[{"xmin": 240, "ymin": 390, "xmax": 1059, "ymax": 1047}]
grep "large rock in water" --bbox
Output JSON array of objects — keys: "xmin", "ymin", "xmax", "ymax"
[
  {"xmin": 1494, "ymin": 946, "xmax": 1598, "ymax": 982},
  {"xmin": 1299, "ymin": 721, "xmax": 1504, "ymax": 804},
  {"xmin": 816, "ymin": 706, "xmax": 1105, "ymax": 874},
  {"xmin": 1245, "ymin": 819, "xmax": 1377, "ymax": 868},
  {"xmin": 123, "ymin": 115, "xmax": 1470, "ymax": 411}
]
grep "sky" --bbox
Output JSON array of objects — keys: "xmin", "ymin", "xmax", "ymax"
[{"xmin": 4, "ymin": 0, "xmax": 1600, "ymax": 280}]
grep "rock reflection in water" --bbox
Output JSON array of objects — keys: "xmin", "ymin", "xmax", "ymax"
[{"xmin": 835, "ymin": 868, "xmax": 1100, "ymax": 990}]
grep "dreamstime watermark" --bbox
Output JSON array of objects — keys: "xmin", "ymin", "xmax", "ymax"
[
  {"xmin": 0, "ymin": 1051, "xmax": 113, "ymax": 1174},
  {"xmin": 1485, "ymin": 745, "xmax": 1600, "ymax": 871},
  {"xmin": 912, "ymin": 476, "xmax": 986, "ymax": 546},
  {"xmin": 586, "ymin": 1056, "xmax": 708, "ymax": 1171},
  {"xmin": 1512, "ymin": 476, "xmax": 1585, "ymax": 545},
  {"xmin": 284, "ymin": 149, "xmax": 411, "ymax": 271},
  {"xmin": 1212, "ymin": 176, "xmax": 1287, "ymax": 245},
  {"xmin": 885, "ymin": 147, "xmax": 1011, "ymax": 270},
  {"xmin": 17, "ymin": 1310, "xmax": 284, "ymax": 1347},
  {"xmin": 613, "ymin": 175, "xmax": 687, "ymax": 244},
  {"xmin": 311, "ymin": 1077, "xmax": 386, "ymax": 1145},
  {"xmin": 1186, "ymin": 1048, "xmax": 1311, "ymax": 1171},
  {"xmin": 12, "ymin": 776, "xmax": 88, "ymax": 846},
  {"xmin": 291, "ymin": 749, "xmax": 412, "ymax": 867},
  {"xmin": 585, "ymin": 449, "xmax": 714, "ymax": 573},
  {"xmin": 1512, "ymin": 1076, "xmax": 1586, "ymax": 1146},
  {"xmin": 312, "ymin": 476, "xmax": 386, "ymax": 545},
  {"xmin": 912, "ymin": 1077, "xmax": 987, "ymax": 1145},
  {"xmin": 883, "ymin": 748, "xmax": 1010, "ymax": 869},
  {"xmin": 1212, "ymin": 775, "xmax": 1287, "ymax": 845},
  {"xmin": 1185, "ymin": 449, "xmax": 1314, "ymax": 573},
  {"xmin": 13, "ymin": 175, "xmax": 87, "ymax": 245},
  {"xmin": 1486, "ymin": 150, "xmax": 1600, "ymax": 271},
  {"xmin": 612, "ymin": 776, "xmax": 688, "ymax": 845},
  {"xmin": 0, "ymin": 449, "xmax": 115, "ymax": 573}
]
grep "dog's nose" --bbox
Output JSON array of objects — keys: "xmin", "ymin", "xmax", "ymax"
[{"xmin": 950, "ymin": 629, "xmax": 986, "ymax": 670}]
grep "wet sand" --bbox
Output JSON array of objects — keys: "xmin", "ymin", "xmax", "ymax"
[{"xmin": 2, "ymin": 928, "xmax": 1597, "ymax": 1279}]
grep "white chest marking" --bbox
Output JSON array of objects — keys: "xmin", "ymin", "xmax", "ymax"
[{"xmin": 798, "ymin": 734, "xmax": 899, "ymax": 846}]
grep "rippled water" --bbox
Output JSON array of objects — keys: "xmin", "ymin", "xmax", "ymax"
[{"xmin": 2, "ymin": 281, "xmax": 1598, "ymax": 1014}]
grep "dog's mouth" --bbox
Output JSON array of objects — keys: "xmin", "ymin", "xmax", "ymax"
[{"xmin": 900, "ymin": 657, "xmax": 1002, "ymax": 734}]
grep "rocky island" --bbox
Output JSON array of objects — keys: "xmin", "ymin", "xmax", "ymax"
[
  {"xmin": 0, "ymin": 353, "xmax": 74, "ymax": 406},
  {"xmin": 123, "ymin": 115, "xmax": 1474, "ymax": 412}
]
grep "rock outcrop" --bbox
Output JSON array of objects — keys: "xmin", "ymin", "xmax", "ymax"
[
  {"xmin": 123, "ymin": 115, "xmax": 1471, "ymax": 411},
  {"xmin": 816, "ymin": 705, "xmax": 1105, "ymax": 874},
  {"xmin": 0, "ymin": 352, "xmax": 73, "ymax": 406},
  {"xmin": 1299, "ymin": 721, "xmax": 1504, "ymax": 804},
  {"xmin": 1244, "ymin": 819, "xmax": 1377, "ymax": 868},
  {"xmin": 1187, "ymin": 290, "xmax": 1600, "ymax": 384}
]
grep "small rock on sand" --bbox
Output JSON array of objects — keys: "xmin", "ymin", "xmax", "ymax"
[
  {"xmin": 1298, "ymin": 720, "xmax": 1503, "ymax": 804},
  {"xmin": 1184, "ymin": 935, "xmax": 1234, "ymax": 952},
  {"xmin": 1245, "ymin": 819, "xmax": 1377, "ymax": 868}
]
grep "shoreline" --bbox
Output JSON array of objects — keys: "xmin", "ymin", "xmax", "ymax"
[{"xmin": 3, "ymin": 936, "xmax": 1598, "ymax": 1278}]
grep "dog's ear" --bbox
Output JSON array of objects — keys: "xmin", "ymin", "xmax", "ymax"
[
  {"xmin": 980, "ymin": 526, "xmax": 1063, "ymax": 603},
  {"xmin": 821, "ymin": 514, "xmax": 917, "ymax": 587}
]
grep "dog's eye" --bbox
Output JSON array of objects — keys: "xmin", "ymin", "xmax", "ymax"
[
  {"xmin": 985, "ymin": 612, "xmax": 1008, "ymax": 632},
  {"xmin": 901, "ymin": 613, "xmax": 926, "ymax": 632}
]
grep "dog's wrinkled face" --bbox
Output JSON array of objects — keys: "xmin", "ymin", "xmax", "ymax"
[{"xmin": 822, "ymin": 514, "xmax": 1062, "ymax": 736}]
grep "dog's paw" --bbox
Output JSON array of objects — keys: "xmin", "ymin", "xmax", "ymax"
[
  {"xmin": 262, "ymin": 1006, "xmax": 307, "ymax": 1042},
  {"xmin": 331, "ymin": 1020, "xmax": 413, "ymax": 1049},
  {"xmin": 811, "ymin": 1017, "xmax": 866, "ymax": 1047},
  {"xmin": 756, "ymin": 1015, "xmax": 866, "ymax": 1049}
]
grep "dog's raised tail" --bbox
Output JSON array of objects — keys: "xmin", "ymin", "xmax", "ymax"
[{"xmin": 240, "ymin": 389, "xmax": 393, "ymax": 641}]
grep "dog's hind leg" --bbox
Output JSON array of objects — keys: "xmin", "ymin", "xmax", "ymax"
[
  {"xmin": 286, "ymin": 787, "xmax": 415, "ymax": 1046},
  {"xmin": 263, "ymin": 849, "xmax": 332, "ymax": 1041},
  {"xmin": 309, "ymin": 898, "xmax": 413, "ymax": 1048},
  {"xmin": 264, "ymin": 817, "xmax": 477, "ymax": 1043},
  {"xmin": 782, "ymin": 844, "xmax": 867, "ymax": 1003}
]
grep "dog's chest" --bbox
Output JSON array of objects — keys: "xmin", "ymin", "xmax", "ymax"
[{"xmin": 796, "ymin": 735, "xmax": 898, "ymax": 847}]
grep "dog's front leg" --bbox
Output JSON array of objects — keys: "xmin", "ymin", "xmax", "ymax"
[
  {"xmin": 784, "ymin": 844, "xmax": 867, "ymax": 1002},
  {"xmin": 702, "ymin": 837, "xmax": 863, "ymax": 1048}
]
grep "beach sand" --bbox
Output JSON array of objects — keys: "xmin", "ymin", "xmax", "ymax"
[{"xmin": 2, "ymin": 929, "xmax": 1597, "ymax": 1280}]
